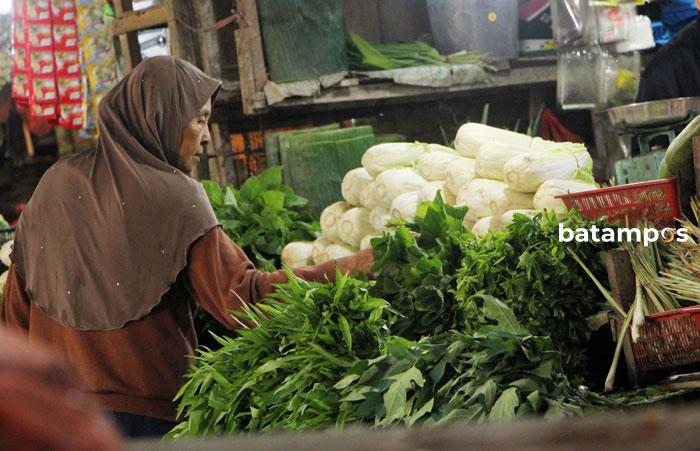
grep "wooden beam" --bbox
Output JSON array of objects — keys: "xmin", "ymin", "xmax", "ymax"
[
  {"xmin": 112, "ymin": 0, "xmax": 141, "ymax": 72},
  {"xmin": 167, "ymin": 0, "xmax": 199, "ymax": 65},
  {"xmin": 604, "ymin": 249, "xmax": 635, "ymax": 310},
  {"xmin": 192, "ymin": 0, "xmax": 220, "ymax": 77},
  {"xmin": 113, "ymin": 3, "xmax": 169, "ymax": 35},
  {"xmin": 604, "ymin": 249, "xmax": 639, "ymax": 386},
  {"xmin": 234, "ymin": 0, "xmax": 267, "ymax": 115},
  {"xmin": 21, "ymin": 120, "xmax": 34, "ymax": 159}
]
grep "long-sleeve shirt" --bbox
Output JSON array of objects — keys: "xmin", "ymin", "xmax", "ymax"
[{"xmin": 1, "ymin": 226, "xmax": 346, "ymax": 421}]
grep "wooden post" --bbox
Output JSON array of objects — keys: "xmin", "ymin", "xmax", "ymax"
[
  {"xmin": 205, "ymin": 122, "xmax": 228, "ymax": 185},
  {"xmin": 677, "ymin": 158, "xmax": 695, "ymax": 219},
  {"xmin": 234, "ymin": 0, "xmax": 267, "ymax": 114},
  {"xmin": 192, "ymin": 1, "xmax": 213, "ymax": 75},
  {"xmin": 112, "ymin": 0, "xmax": 146, "ymax": 72},
  {"xmin": 693, "ymin": 136, "xmax": 700, "ymax": 198},
  {"xmin": 167, "ymin": 0, "xmax": 200, "ymax": 65},
  {"xmin": 604, "ymin": 249, "xmax": 640, "ymax": 386},
  {"xmin": 21, "ymin": 121, "xmax": 35, "ymax": 159},
  {"xmin": 604, "ymin": 250, "xmax": 635, "ymax": 310}
]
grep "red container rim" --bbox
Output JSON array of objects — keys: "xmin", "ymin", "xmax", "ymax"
[
  {"xmin": 646, "ymin": 305, "xmax": 700, "ymax": 320},
  {"xmin": 554, "ymin": 178, "xmax": 677, "ymax": 200}
]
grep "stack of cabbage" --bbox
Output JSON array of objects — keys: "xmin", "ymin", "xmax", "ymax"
[
  {"xmin": 280, "ymin": 123, "xmax": 601, "ymax": 267},
  {"xmin": 281, "ymin": 142, "xmax": 460, "ymax": 267},
  {"xmin": 454, "ymin": 123, "xmax": 598, "ymax": 237}
]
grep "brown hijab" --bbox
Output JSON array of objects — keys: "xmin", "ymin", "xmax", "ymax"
[{"xmin": 11, "ymin": 56, "xmax": 221, "ymax": 330}]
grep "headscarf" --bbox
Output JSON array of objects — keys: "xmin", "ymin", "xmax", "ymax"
[{"xmin": 11, "ymin": 56, "xmax": 221, "ymax": 330}]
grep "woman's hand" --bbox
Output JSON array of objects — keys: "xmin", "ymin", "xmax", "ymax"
[{"xmin": 335, "ymin": 248, "xmax": 374, "ymax": 277}]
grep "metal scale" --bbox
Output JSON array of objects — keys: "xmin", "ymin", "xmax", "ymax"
[{"xmin": 604, "ymin": 97, "xmax": 700, "ymax": 184}]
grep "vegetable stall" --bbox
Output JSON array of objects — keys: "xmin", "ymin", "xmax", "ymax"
[{"xmin": 169, "ymin": 118, "xmax": 700, "ymax": 438}]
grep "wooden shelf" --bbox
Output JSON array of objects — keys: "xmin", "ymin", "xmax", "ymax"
[
  {"xmin": 277, "ymin": 65, "xmax": 556, "ymax": 111},
  {"xmin": 215, "ymin": 64, "xmax": 557, "ymax": 115},
  {"xmin": 113, "ymin": 3, "xmax": 169, "ymax": 35}
]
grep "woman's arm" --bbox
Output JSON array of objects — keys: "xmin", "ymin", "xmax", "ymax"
[
  {"xmin": 1, "ymin": 266, "xmax": 31, "ymax": 333},
  {"xmin": 187, "ymin": 227, "xmax": 373, "ymax": 329}
]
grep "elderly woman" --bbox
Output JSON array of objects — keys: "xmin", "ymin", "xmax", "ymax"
[{"xmin": 1, "ymin": 56, "xmax": 372, "ymax": 438}]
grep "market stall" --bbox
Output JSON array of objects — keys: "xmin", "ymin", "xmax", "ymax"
[{"xmin": 5, "ymin": 0, "xmax": 700, "ymax": 448}]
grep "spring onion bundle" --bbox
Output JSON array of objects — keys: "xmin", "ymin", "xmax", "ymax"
[
  {"xmin": 569, "ymin": 235, "xmax": 680, "ymax": 392},
  {"xmin": 659, "ymin": 199, "xmax": 700, "ymax": 301}
]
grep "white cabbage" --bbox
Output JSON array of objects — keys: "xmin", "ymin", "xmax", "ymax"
[
  {"xmin": 361, "ymin": 142, "xmax": 426, "ymax": 177},
  {"xmin": 320, "ymin": 201, "xmax": 351, "ymax": 243},
  {"xmin": 417, "ymin": 150, "xmax": 460, "ymax": 181},
  {"xmin": 391, "ymin": 191, "xmax": 420, "ymax": 221},
  {"xmin": 341, "ymin": 168, "xmax": 373, "ymax": 207},
  {"xmin": 454, "ymin": 123, "xmax": 533, "ymax": 157},
  {"xmin": 475, "ymin": 141, "xmax": 530, "ymax": 180},
  {"xmin": 504, "ymin": 148, "xmax": 594, "ymax": 193},
  {"xmin": 445, "ymin": 157, "xmax": 476, "ymax": 196},
  {"xmin": 281, "ymin": 241, "xmax": 315, "ymax": 269},
  {"xmin": 533, "ymin": 179, "xmax": 598, "ymax": 215},
  {"xmin": 374, "ymin": 168, "xmax": 428, "ymax": 208},
  {"xmin": 339, "ymin": 207, "xmax": 374, "ymax": 249}
]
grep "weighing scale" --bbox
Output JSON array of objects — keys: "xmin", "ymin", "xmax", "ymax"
[{"xmin": 604, "ymin": 97, "xmax": 700, "ymax": 184}]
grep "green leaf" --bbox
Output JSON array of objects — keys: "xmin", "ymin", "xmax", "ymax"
[
  {"xmin": 339, "ymin": 315, "xmax": 353, "ymax": 352},
  {"xmin": 526, "ymin": 390, "xmax": 543, "ymax": 412},
  {"xmin": 334, "ymin": 373, "xmax": 360, "ymax": 390},
  {"xmin": 466, "ymin": 380, "xmax": 497, "ymax": 410},
  {"xmin": 544, "ymin": 399, "xmax": 582, "ymax": 420},
  {"xmin": 382, "ymin": 367, "xmax": 425, "ymax": 424},
  {"xmin": 509, "ymin": 378, "xmax": 542, "ymax": 392},
  {"xmin": 480, "ymin": 295, "xmax": 527, "ymax": 335},
  {"xmin": 340, "ymin": 386, "xmax": 372, "ymax": 402},
  {"xmin": 201, "ymin": 180, "xmax": 224, "ymax": 208},
  {"xmin": 223, "ymin": 187, "xmax": 238, "ymax": 207},
  {"xmin": 434, "ymin": 405, "xmax": 483, "ymax": 426},
  {"xmin": 407, "ymin": 397, "xmax": 434, "ymax": 426},
  {"xmin": 488, "ymin": 387, "xmax": 519, "ymax": 422},
  {"xmin": 532, "ymin": 360, "xmax": 553, "ymax": 379},
  {"xmin": 256, "ymin": 359, "xmax": 283, "ymax": 374},
  {"xmin": 261, "ymin": 190, "xmax": 286, "ymax": 212}
]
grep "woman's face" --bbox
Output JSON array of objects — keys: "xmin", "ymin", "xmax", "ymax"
[{"xmin": 177, "ymin": 98, "xmax": 212, "ymax": 175}]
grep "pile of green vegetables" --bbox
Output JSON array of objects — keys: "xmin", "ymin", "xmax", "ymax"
[
  {"xmin": 170, "ymin": 196, "xmax": 641, "ymax": 437},
  {"xmin": 372, "ymin": 199, "xmax": 615, "ymax": 376},
  {"xmin": 197, "ymin": 167, "xmax": 319, "ymax": 342},
  {"xmin": 202, "ymin": 166, "xmax": 319, "ymax": 272},
  {"xmin": 346, "ymin": 31, "xmax": 490, "ymax": 72},
  {"xmin": 455, "ymin": 212, "xmax": 615, "ymax": 376}
]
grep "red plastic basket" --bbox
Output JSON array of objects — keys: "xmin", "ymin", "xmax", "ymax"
[
  {"xmin": 628, "ymin": 306, "xmax": 700, "ymax": 376},
  {"xmin": 556, "ymin": 178, "xmax": 679, "ymax": 229}
]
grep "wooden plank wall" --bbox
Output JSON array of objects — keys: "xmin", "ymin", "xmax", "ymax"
[
  {"xmin": 378, "ymin": 0, "xmax": 432, "ymax": 43},
  {"xmin": 344, "ymin": 0, "xmax": 432, "ymax": 44}
]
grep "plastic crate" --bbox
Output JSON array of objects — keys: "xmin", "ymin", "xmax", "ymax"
[
  {"xmin": 556, "ymin": 178, "xmax": 679, "ymax": 229},
  {"xmin": 629, "ymin": 306, "xmax": 700, "ymax": 376},
  {"xmin": 614, "ymin": 151, "xmax": 665, "ymax": 185}
]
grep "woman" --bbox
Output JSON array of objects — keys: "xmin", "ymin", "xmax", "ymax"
[{"xmin": 1, "ymin": 56, "xmax": 372, "ymax": 438}]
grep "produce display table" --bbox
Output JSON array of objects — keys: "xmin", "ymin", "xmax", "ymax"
[{"xmin": 129, "ymin": 403, "xmax": 700, "ymax": 451}]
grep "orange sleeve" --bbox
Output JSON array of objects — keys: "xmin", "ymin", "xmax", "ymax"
[
  {"xmin": 1, "ymin": 266, "xmax": 31, "ymax": 334},
  {"xmin": 187, "ymin": 227, "xmax": 342, "ymax": 329}
]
